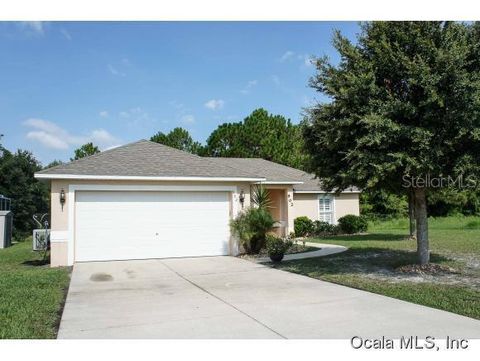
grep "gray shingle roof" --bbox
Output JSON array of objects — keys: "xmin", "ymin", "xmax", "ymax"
[
  {"xmin": 208, "ymin": 158, "xmax": 338, "ymax": 192},
  {"xmin": 36, "ymin": 139, "xmax": 360, "ymax": 192},
  {"xmin": 37, "ymin": 140, "xmax": 263, "ymax": 179}
]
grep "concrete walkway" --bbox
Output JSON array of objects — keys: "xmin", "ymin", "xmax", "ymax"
[
  {"xmin": 256, "ymin": 241, "xmax": 347, "ymax": 263},
  {"xmin": 58, "ymin": 256, "xmax": 480, "ymax": 339}
]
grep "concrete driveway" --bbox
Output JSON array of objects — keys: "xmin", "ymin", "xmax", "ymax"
[{"xmin": 58, "ymin": 256, "xmax": 480, "ymax": 339}]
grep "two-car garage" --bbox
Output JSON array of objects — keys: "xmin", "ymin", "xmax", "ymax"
[{"xmin": 74, "ymin": 191, "xmax": 231, "ymax": 262}]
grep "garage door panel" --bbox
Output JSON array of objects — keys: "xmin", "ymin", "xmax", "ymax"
[{"xmin": 75, "ymin": 191, "xmax": 230, "ymax": 262}]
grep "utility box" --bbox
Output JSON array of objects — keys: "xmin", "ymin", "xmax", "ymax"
[
  {"xmin": 0, "ymin": 210, "xmax": 13, "ymax": 249},
  {"xmin": 33, "ymin": 229, "xmax": 50, "ymax": 251}
]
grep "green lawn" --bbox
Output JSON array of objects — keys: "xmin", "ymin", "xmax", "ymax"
[
  {"xmin": 274, "ymin": 216, "xmax": 480, "ymax": 320},
  {"xmin": 0, "ymin": 240, "xmax": 70, "ymax": 339}
]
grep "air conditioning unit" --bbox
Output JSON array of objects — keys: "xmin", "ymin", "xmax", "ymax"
[
  {"xmin": 33, "ymin": 229, "xmax": 50, "ymax": 251},
  {"xmin": 0, "ymin": 210, "xmax": 12, "ymax": 249}
]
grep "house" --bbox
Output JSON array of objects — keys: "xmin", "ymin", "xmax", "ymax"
[{"xmin": 35, "ymin": 140, "xmax": 360, "ymax": 267}]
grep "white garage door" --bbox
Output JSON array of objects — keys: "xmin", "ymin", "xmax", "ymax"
[{"xmin": 74, "ymin": 191, "xmax": 230, "ymax": 262}]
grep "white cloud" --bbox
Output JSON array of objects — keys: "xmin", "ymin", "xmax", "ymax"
[
  {"xmin": 204, "ymin": 99, "xmax": 225, "ymax": 110},
  {"xmin": 181, "ymin": 114, "xmax": 195, "ymax": 124},
  {"xmin": 118, "ymin": 107, "xmax": 155, "ymax": 128},
  {"xmin": 60, "ymin": 28, "xmax": 72, "ymax": 41},
  {"xmin": 279, "ymin": 51, "xmax": 313, "ymax": 68},
  {"xmin": 99, "ymin": 110, "xmax": 109, "ymax": 118},
  {"xmin": 168, "ymin": 100, "xmax": 196, "ymax": 125},
  {"xmin": 18, "ymin": 21, "xmax": 45, "ymax": 36},
  {"xmin": 24, "ymin": 118, "xmax": 62, "ymax": 134},
  {"xmin": 279, "ymin": 50, "xmax": 295, "ymax": 62},
  {"xmin": 108, "ymin": 64, "xmax": 125, "ymax": 77},
  {"xmin": 298, "ymin": 54, "xmax": 313, "ymax": 67},
  {"xmin": 90, "ymin": 129, "xmax": 118, "ymax": 144},
  {"xmin": 27, "ymin": 131, "xmax": 69, "ymax": 150},
  {"xmin": 24, "ymin": 118, "xmax": 120, "ymax": 150},
  {"xmin": 240, "ymin": 80, "xmax": 258, "ymax": 94},
  {"xmin": 169, "ymin": 100, "xmax": 185, "ymax": 110}
]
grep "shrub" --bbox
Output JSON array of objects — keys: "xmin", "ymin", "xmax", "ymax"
[
  {"xmin": 294, "ymin": 216, "xmax": 314, "ymax": 237},
  {"xmin": 266, "ymin": 234, "xmax": 290, "ymax": 262},
  {"xmin": 332, "ymin": 224, "xmax": 341, "ymax": 235},
  {"xmin": 230, "ymin": 207, "xmax": 275, "ymax": 254},
  {"xmin": 313, "ymin": 220, "xmax": 334, "ymax": 236},
  {"xmin": 337, "ymin": 214, "xmax": 368, "ymax": 234},
  {"xmin": 465, "ymin": 219, "xmax": 480, "ymax": 229}
]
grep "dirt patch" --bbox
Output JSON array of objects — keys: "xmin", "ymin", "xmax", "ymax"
[
  {"xmin": 90, "ymin": 273, "xmax": 113, "ymax": 282},
  {"xmin": 396, "ymin": 263, "xmax": 458, "ymax": 275},
  {"xmin": 360, "ymin": 262, "xmax": 480, "ymax": 289},
  {"xmin": 323, "ymin": 250, "xmax": 480, "ymax": 290}
]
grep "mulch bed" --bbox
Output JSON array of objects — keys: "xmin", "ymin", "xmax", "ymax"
[{"xmin": 239, "ymin": 244, "xmax": 319, "ymax": 260}]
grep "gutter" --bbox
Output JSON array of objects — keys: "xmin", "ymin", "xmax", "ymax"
[
  {"xmin": 34, "ymin": 174, "xmax": 267, "ymax": 182},
  {"xmin": 293, "ymin": 190, "xmax": 361, "ymax": 194},
  {"xmin": 253, "ymin": 181, "xmax": 304, "ymax": 185}
]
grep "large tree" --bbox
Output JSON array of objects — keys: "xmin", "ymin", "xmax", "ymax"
[
  {"xmin": 71, "ymin": 142, "xmax": 100, "ymax": 161},
  {"xmin": 304, "ymin": 22, "xmax": 480, "ymax": 264},
  {"xmin": 0, "ymin": 148, "xmax": 49, "ymax": 236},
  {"xmin": 205, "ymin": 108, "xmax": 308, "ymax": 169},
  {"xmin": 150, "ymin": 127, "xmax": 203, "ymax": 155}
]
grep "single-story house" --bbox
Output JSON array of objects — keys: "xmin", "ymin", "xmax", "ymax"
[{"xmin": 35, "ymin": 140, "xmax": 360, "ymax": 267}]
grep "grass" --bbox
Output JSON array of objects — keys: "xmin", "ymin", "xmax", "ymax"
[
  {"xmin": 274, "ymin": 216, "xmax": 480, "ymax": 320},
  {"xmin": 0, "ymin": 240, "xmax": 70, "ymax": 339}
]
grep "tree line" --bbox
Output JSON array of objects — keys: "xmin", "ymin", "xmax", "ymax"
[{"xmin": 150, "ymin": 108, "xmax": 308, "ymax": 170}]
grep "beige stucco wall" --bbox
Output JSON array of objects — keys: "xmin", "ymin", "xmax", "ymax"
[
  {"xmin": 50, "ymin": 242, "xmax": 68, "ymax": 267},
  {"xmin": 292, "ymin": 192, "xmax": 360, "ymax": 223},
  {"xmin": 335, "ymin": 192, "xmax": 360, "ymax": 219},
  {"xmin": 292, "ymin": 193, "xmax": 320, "ymax": 221},
  {"xmin": 50, "ymin": 180, "xmax": 69, "ymax": 232},
  {"xmin": 49, "ymin": 179, "xmax": 252, "ymax": 267}
]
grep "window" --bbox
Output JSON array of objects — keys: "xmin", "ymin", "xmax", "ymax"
[{"xmin": 319, "ymin": 195, "xmax": 333, "ymax": 224}]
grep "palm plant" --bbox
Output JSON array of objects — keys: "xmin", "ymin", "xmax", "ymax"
[
  {"xmin": 251, "ymin": 184, "xmax": 272, "ymax": 209},
  {"xmin": 230, "ymin": 207, "xmax": 274, "ymax": 254}
]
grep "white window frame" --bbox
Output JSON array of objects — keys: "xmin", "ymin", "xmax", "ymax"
[{"xmin": 317, "ymin": 194, "xmax": 335, "ymax": 224}]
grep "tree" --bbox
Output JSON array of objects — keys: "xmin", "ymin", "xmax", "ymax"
[
  {"xmin": 71, "ymin": 142, "xmax": 100, "ymax": 161},
  {"xmin": 0, "ymin": 148, "xmax": 49, "ymax": 237},
  {"xmin": 360, "ymin": 189, "xmax": 408, "ymax": 219},
  {"xmin": 205, "ymin": 108, "xmax": 308, "ymax": 169},
  {"xmin": 45, "ymin": 160, "xmax": 64, "ymax": 169},
  {"xmin": 426, "ymin": 188, "xmax": 480, "ymax": 216},
  {"xmin": 150, "ymin": 127, "xmax": 203, "ymax": 155},
  {"xmin": 304, "ymin": 22, "xmax": 480, "ymax": 264}
]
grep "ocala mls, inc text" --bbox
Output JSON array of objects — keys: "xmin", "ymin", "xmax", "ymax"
[{"xmin": 351, "ymin": 336, "xmax": 469, "ymax": 350}]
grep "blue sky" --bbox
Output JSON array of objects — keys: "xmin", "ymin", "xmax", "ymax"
[{"xmin": 0, "ymin": 21, "xmax": 360, "ymax": 164}]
